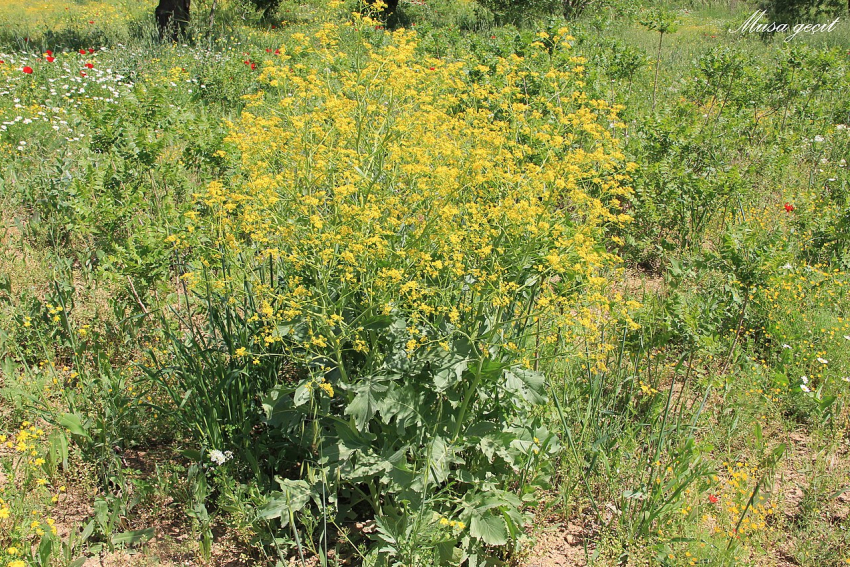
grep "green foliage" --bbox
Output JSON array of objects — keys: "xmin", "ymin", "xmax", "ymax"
[{"xmin": 761, "ymin": 0, "xmax": 847, "ymax": 21}]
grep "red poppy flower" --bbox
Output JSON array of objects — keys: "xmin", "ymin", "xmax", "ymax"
[
  {"xmin": 85, "ymin": 62, "xmax": 94, "ymax": 69},
  {"xmin": 271, "ymin": 25, "xmax": 276, "ymax": 29},
  {"xmin": 265, "ymin": 48, "xmax": 272, "ymax": 53},
  {"xmin": 80, "ymin": 71, "xmax": 86, "ymax": 77},
  {"xmin": 784, "ymin": 203, "xmax": 795, "ymax": 212},
  {"xmin": 274, "ymin": 49, "xmax": 280, "ymax": 55},
  {"xmin": 429, "ymin": 67, "xmax": 435, "ymax": 71},
  {"xmin": 708, "ymin": 494, "xmax": 719, "ymax": 504},
  {"xmin": 88, "ymin": 20, "xmax": 94, "ymax": 24},
  {"xmin": 22, "ymin": 66, "xmax": 33, "ymax": 74},
  {"xmin": 79, "ymin": 48, "xmax": 87, "ymax": 55},
  {"xmin": 88, "ymin": 48, "xmax": 95, "ymax": 54},
  {"xmin": 46, "ymin": 56, "xmax": 55, "ymax": 62},
  {"xmin": 251, "ymin": 63, "xmax": 256, "ymax": 70},
  {"xmin": 45, "ymin": 50, "xmax": 53, "ymax": 56}
]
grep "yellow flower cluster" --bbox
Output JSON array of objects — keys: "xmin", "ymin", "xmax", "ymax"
[
  {"xmin": 703, "ymin": 462, "xmax": 773, "ymax": 540},
  {"xmin": 0, "ymin": 420, "xmax": 62, "ymax": 556},
  {"xmin": 438, "ymin": 516, "xmax": 466, "ymax": 530},
  {"xmin": 189, "ymin": 15, "xmax": 636, "ymax": 370}
]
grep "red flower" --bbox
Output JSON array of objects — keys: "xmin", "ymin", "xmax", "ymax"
[
  {"xmin": 251, "ymin": 63, "xmax": 256, "ymax": 70},
  {"xmin": 85, "ymin": 62, "xmax": 94, "ymax": 69},
  {"xmin": 79, "ymin": 49, "xmax": 86, "ymax": 55},
  {"xmin": 88, "ymin": 20, "xmax": 94, "ymax": 24},
  {"xmin": 708, "ymin": 494, "xmax": 719, "ymax": 504},
  {"xmin": 45, "ymin": 50, "xmax": 53, "ymax": 56},
  {"xmin": 784, "ymin": 203, "xmax": 795, "ymax": 212},
  {"xmin": 46, "ymin": 56, "xmax": 55, "ymax": 62},
  {"xmin": 88, "ymin": 48, "xmax": 95, "ymax": 54},
  {"xmin": 274, "ymin": 49, "xmax": 280, "ymax": 55},
  {"xmin": 429, "ymin": 67, "xmax": 435, "ymax": 71},
  {"xmin": 22, "ymin": 66, "xmax": 33, "ymax": 74},
  {"xmin": 80, "ymin": 71, "xmax": 86, "ymax": 77}
]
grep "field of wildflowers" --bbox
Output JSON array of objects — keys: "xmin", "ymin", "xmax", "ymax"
[{"xmin": 0, "ymin": 0, "xmax": 849, "ymax": 565}]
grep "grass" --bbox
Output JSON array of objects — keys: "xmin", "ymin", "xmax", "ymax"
[{"xmin": 0, "ymin": 0, "xmax": 849, "ymax": 566}]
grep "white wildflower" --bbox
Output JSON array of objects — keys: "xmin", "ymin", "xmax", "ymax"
[{"xmin": 209, "ymin": 449, "xmax": 229, "ymax": 466}]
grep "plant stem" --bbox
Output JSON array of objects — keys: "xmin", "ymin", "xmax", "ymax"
[{"xmin": 652, "ymin": 31, "xmax": 663, "ymax": 112}]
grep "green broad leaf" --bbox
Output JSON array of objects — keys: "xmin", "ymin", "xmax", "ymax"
[
  {"xmin": 67, "ymin": 558, "xmax": 87, "ymax": 567},
  {"xmin": 177, "ymin": 448, "xmax": 203, "ymax": 462},
  {"xmin": 465, "ymin": 422, "xmax": 498, "ymax": 439},
  {"xmin": 431, "ymin": 351, "xmax": 468, "ymax": 392},
  {"xmin": 81, "ymin": 519, "xmax": 96, "ymax": 543},
  {"xmin": 378, "ymin": 384, "xmax": 426, "ymax": 434},
  {"xmin": 350, "ymin": 454, "xmax": 394, "ymax": 480},
  {"xmin": 436, "ymin": 540, "xmax": 461, "ymax": 563},
  {"xmin": 57, "ymin": 413, "xmax": 91, "ymax": 441},
  {"xmin": 470, "ymin": 513, "xmax": 508, "ymax": 546},
  {"xmin": 293, "ymin": 382, "xmax": 313, "ymax": 406},
  {"xmin": 345, "ymin": 375, "xmax": 390, "ymax": 431},
  {"xmin": 38, "ymin": 534, "xmax": 52, "ymax": 566},
  {"xmin": 503, "ymin": 368, "xmax": 547, "ymax": 405},
  {"xmin": 111, "ymin": 527, "xmax": 155, "ymax": 547},
  {"xmin": 426, "ymin": 435, "xmax": 451, "ymax": 483},
  {"xmin": 258, "ymin": 479, "xmax": 312, "ymax": 524}
]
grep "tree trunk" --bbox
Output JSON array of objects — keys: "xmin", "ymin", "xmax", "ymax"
[{"xmin": 155, "ymin": 0, "xmax": 191, "ymax": 42}]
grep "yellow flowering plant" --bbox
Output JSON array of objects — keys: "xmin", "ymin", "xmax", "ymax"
[
  {"xmin": 149, "ymin": 9, "xmax": 635, "ymax": 562},
  {"xmin": 0, "ymin": 420, "xmax": 64, "ymax": 567}
]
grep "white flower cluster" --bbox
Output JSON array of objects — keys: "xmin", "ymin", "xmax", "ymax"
[{"xmin": 209, "ymin": 449, "xmax": 233, "ymax": 466}]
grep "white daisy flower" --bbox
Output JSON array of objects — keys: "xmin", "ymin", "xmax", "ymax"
[
  {"xmin": 817, "ymin": 357, "xmax": 828, "ymax": 364},
  {"xmin": 801, "ymin": 384, "xmax": 811, "ymax": 393}
]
